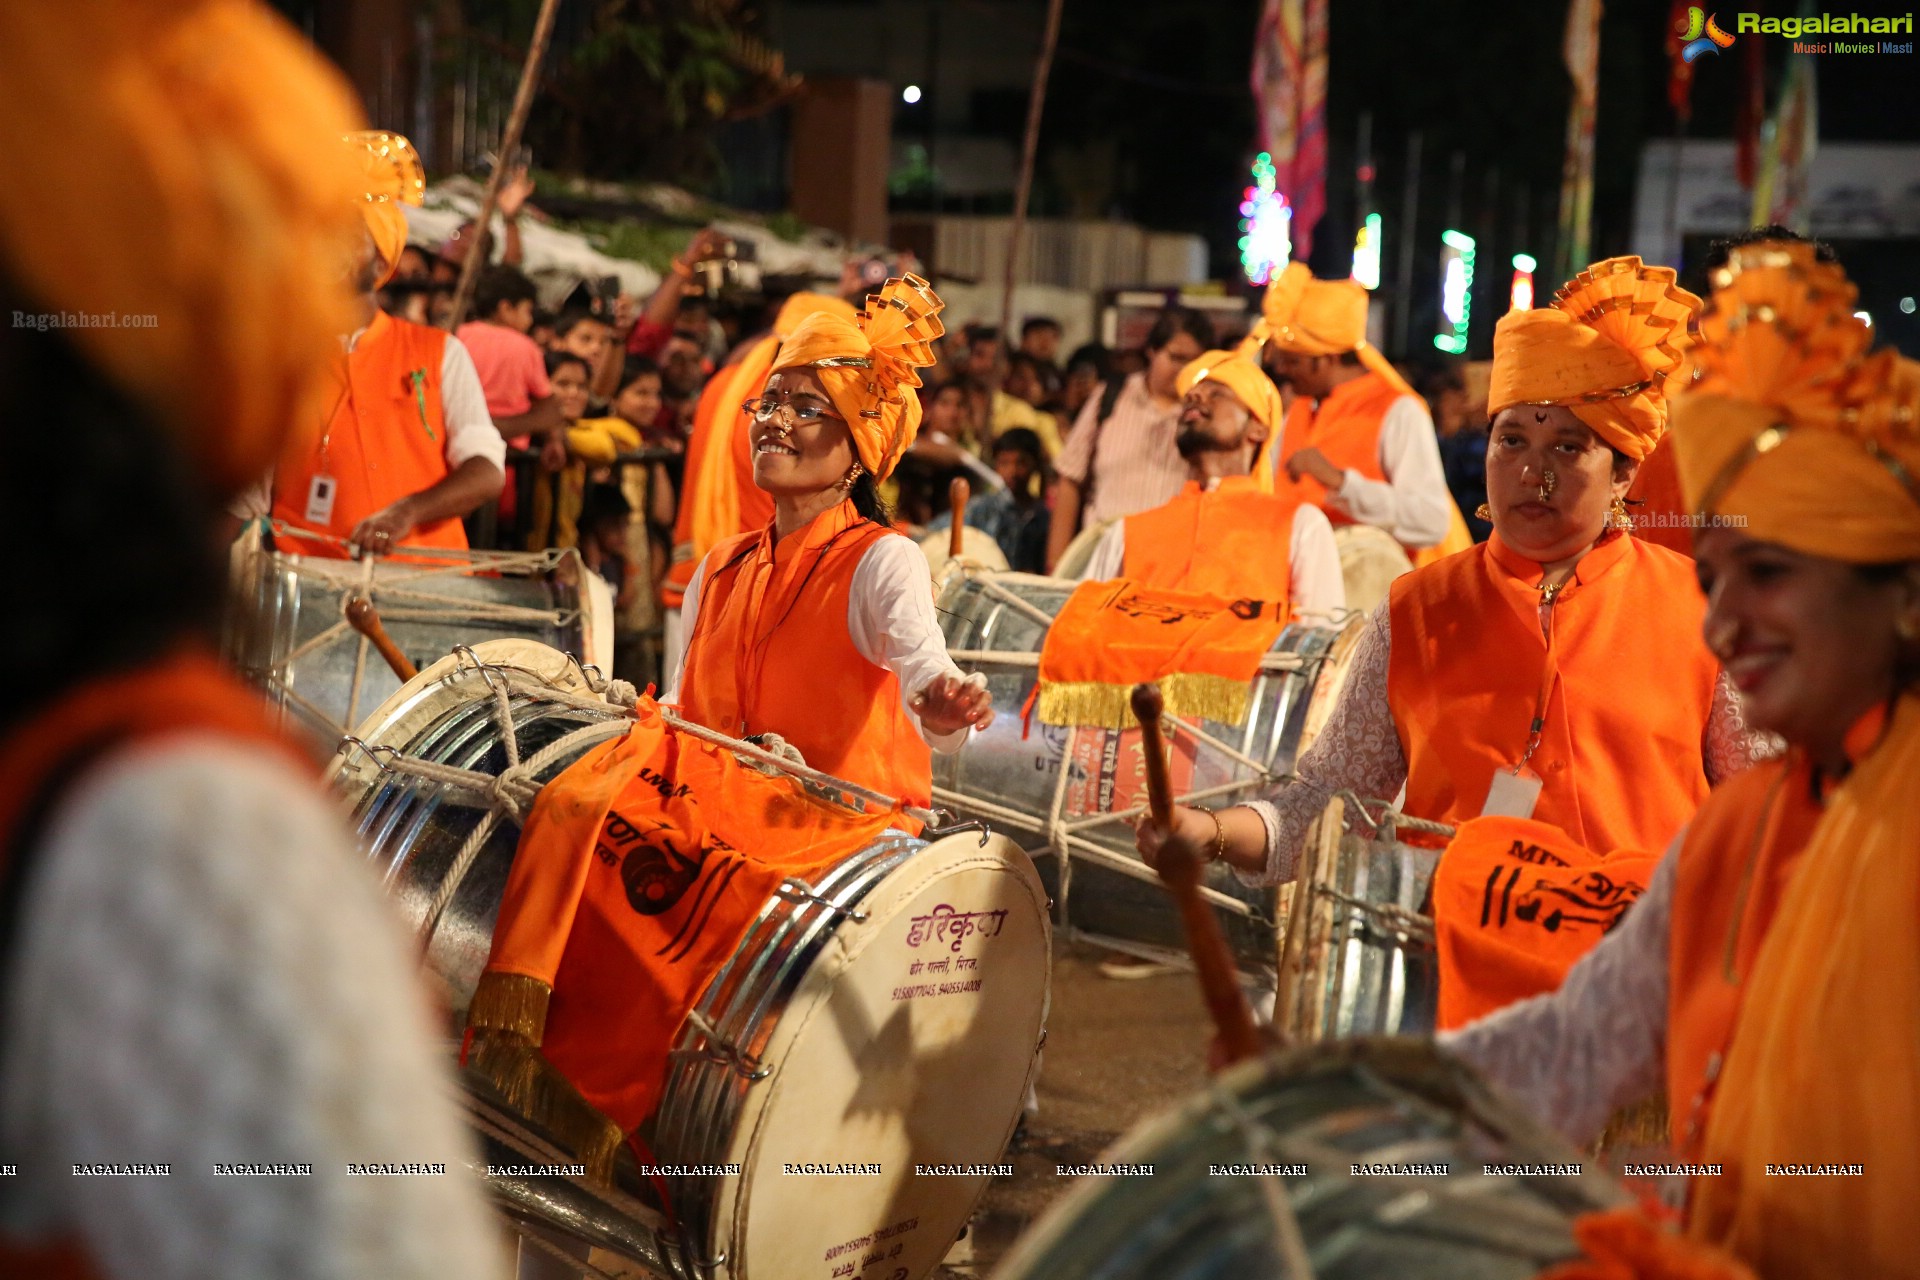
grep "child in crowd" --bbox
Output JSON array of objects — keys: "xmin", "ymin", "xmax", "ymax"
[{"xmin": 925, "ymin": 427, "xmax": 1052, "ymax": 573}]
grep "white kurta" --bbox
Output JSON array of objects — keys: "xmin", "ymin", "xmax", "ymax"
[
  {"xmin": 1310, "ymin": 394, "xmax": 1453, "ymax": 549},
  {"xmin": 664, "ymin": 534, "xmax": 971, "ymax": 753}
]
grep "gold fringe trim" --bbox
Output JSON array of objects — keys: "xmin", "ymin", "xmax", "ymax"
[
  {"xmin": 1038, "ymin": 673, "xmax": 1253, "ymax": 730},
  {"xmin": 467, "ymin": 971, "xmax": 552, "ymax": 1043},
  {"xmin": 468, "ymin": 1029, "xmax": 625, "ymax": 1186}
]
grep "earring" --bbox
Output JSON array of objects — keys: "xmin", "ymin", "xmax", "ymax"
[
  {"xmin": 840, "ymin": 462, "xmax": 865, "ymax": 494},
  {"xmin": 1475, "ymin": 502, "xmax": 1493, "ymax": 522},
  {"xmin": 1607, "ymin": 495, "xmax": 1633, "ymax": 531}
]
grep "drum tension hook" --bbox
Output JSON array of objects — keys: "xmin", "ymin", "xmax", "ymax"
[
  {"xmin": 452, "ymin": 645, "xmax": 506, "ymax": 692},
  {"xmin": 923, "ymin": 813, "xmax": 991, "ymax": 846},
  {"xmin": 681, "ymin": 1010, "xmax": 771, "ymax": 1081},
  {"xmin": 339, "ymin": 735, "xmax": 401, "ymax": 771},
  {"xmin": 776, "ymin": 877, "xmax": 869, "ymax": 923}
]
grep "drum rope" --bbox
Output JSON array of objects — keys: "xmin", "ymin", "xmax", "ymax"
[
  {"xmin": 1328, "ymin": 788, "xmax": 1456, "ymax": 840},
  {"xmin": 964, "ymin": 566, "xmax": 1059, "ymax": 629},
  {"xmin": 1308, "ymin": 885, "xmax": 1437, "ymax": 944}
]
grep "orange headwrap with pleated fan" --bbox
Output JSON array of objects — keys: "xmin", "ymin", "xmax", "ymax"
[
  {"xmin": 1668, "ymin": 241, "xmax": 1920, "ymax": 563},
  {"xmin": 1488, "ymin": 256, "xmax": 1701, "ymax": 461},
  {"xmin": 770, "ymin": 274, "xmax": 945, "ymax": 481}
]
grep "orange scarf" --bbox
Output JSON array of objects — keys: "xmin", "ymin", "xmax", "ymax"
[
  {"xmin": 1684, "ymin": 695, "xmax": 1920, "ymax": 1277},
  {"xmin": 1120, "ymin": 477, "xmax": 1299, "ymax": 604},
  {"xmin": 1036, "ymin": 579, "xmax": 1287, "ymax": 729},
  {"xmin": 1431, "ymin": 816, "xmax": 1659, "ymax": 1029},
  {"xmin": 471, "ymin": 702, "xmax": 895, "ymax": 1145}
]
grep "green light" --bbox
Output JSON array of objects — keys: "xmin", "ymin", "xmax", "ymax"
[
  {"xmin": 1512, "ymin": 252, "xmax": 1537, "ymax": 272},
  {"xmin": 1433, "ymin": 335, "xmax": 1468, "ymax": 354},
  {"xmin": 1441, "ymin": 228, "xmax": 1476, "ymax": 252}
]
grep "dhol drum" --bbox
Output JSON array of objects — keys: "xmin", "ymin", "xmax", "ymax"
[
  {"xmin": 1275, "ymin": 796, "xmax": 1447, "ymax": 1041},
  {"xmin": 331, "ymin": 641, "xmax": 1051, "ymax": 1280},
  {"xmin": 933, "ymin": 566, "xmax": 1363, "ymax": 981},
  {"xmin": 1331, "ymin": 524, "xmax": 1413, "ymax": 616},
  {"xmin": 226, "ymin": 520, "xmax": 612, "ymax": 747},
  {"xmin": 991, "ymin": 1037, "xmax": 1626, "ymax": 1280}
]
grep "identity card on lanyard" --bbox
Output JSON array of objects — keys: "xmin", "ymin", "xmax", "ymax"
[{"xmin": 1481, "ymin": 581, "xmax": 1567, "ymax": 820}]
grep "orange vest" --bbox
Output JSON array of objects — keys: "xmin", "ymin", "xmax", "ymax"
[
  {"xmin": 1387, "ymin": 531, "xmax": 1717, "ymax": 850},
  {"xmin": 1121, "ymin": 477, "xmax": 1300, "ymax": 606},
  {"xmin": 1274, "ymin": 370, "xmax": 1403, "ymax": 518},
  {"xmin": 678, "ymin": 500, "xmax": 932, "ymax": 810},
  {"xmin": 0, "ymin": 652, "xmax": 301, "ymax": 1278},
  {"xmin": 1628, "ymin": 434, "xmax": 1694, "ymax": 558},
  {"xmin": 271, "ymin": 310, "xmax": 466, "ymax": 557}
]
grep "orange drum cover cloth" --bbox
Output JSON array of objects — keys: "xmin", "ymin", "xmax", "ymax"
[
  {"xmin": 1537, "ymin": 1208, "xmax": 1758, "ymax": 1280},
  {"xmin": 478, "ymin": 701, "xmax": 895, "ymax": 1134},
  {"xmin": 1036, "ymin": 579, "xmax": 1287, "ymax": 729},
  {"xmin": 1432, "ymin": 815, "xmax": 1658, "ymax": 1030}
]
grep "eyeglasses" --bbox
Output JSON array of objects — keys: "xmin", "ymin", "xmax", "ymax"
[{"xmin": 741, "ymin": 395, "xmax": 842, "ymax": 424}]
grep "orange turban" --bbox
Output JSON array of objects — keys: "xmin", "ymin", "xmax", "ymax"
[
  {"xmin": 1254, "ymin": 261, "xmax": 1416, "ymax": 397},
  {"xmin": 0, "ymin": 0, "xmax": 366, "ymax": 495},
  {"xmin": 774, "ymin": 291, "xmax": 857, "ymax": 338},
  {"xmin": 349, "ymin": 130, "xmax": 425, "ymax": 286},
  {"xmin": 770, "ymin": 274, "xmax": 944, "ymax": 482},
  {"xmin": 1669, "ymin": 242, "xmax": 1920, "ymax": 563},
  {"xmin": 1488, "ymin": 256, "xmax": 1701, "ymax": 461},
  {"xmin": 1176, "ymin": 347, "xmax": 1284, "ymax": 492}
]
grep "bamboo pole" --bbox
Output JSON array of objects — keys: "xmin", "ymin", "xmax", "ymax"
[
  {"xmin": 443, "ymin": 0, "xmax": 563, "ymax": 331},
  {"xmin": 999, "ymin": 0, "xmax": 1067, "ymax": 342}
]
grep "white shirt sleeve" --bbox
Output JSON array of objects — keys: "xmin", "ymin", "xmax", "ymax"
[
  {"xmin": 1327, "ymin": 394, "xmax": 1451, "ymax": 549},
  {"xmin": 848, "ymin": 536, "xmax": 972, "ymax": 753},
  {"xmin": 0, "ymin": 737, "xmax": 509, "ymax": 1280},
  {"xmin": 440, "ymin": 337, "xmax": 508, "ymax": 473},
  {"xmin": 1238, "ymin": 600, "xmax": 1407, "ymax": 886},
  {"xmin": 1081, "ymin": 521, "xmax": 1127, "ymax": 581},
  {"xmin": 1288, "ymin": 503, "xmax": 1346, "ymax": 620},
  {"xmin": 1440, "ymin": 835, "xmax": 1678, "ymax": 1148},
  {"xmin": 660, "ymin": 550, "xmax": 710, "ymax": 705}
]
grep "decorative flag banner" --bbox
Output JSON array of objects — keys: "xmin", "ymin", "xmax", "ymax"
[
  {"xmin": 1751, "ymin": 49, "xmax": 1819, "ymax": 231},
  {"xmin": 1557, "ymin": 0, "xmax": 1602, "ymax": 281},
  {"xmin": 1036, "ymin": 579, "xmax": 1287, "ymax": 729},
  {"xmin": 1249, "ymin": 0, "xmax": 1328, "ymax": 257}
]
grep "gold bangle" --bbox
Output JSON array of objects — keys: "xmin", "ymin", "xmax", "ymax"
[{"xmin": 1205, "ymin": 807, "xmax": 1227, "ymax": 865}]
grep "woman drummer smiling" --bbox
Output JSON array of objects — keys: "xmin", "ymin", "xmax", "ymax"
[
  {"xmin": 665, "ymin": 276, "xmax": 991, "ymax": 818},
  {"xmin": 1137, "ymin": 257, "xmax": 1770, "ymax": 883},
  {"xmin": 1446, "ymin": 241, "xmax": 1920, "ymax": 1280}
]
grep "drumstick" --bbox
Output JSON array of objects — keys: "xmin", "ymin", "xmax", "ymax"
[
  {"xmin": 948, "ymin": 476, "xmax": 970, "ymax": 560},
  {"xmin": 1131, "ymin": 683, "xmax": 1264, "ymax": 1066},
  {"xmin": 345, "ymin": 595, "xmax": 419, "ymax": 682}
]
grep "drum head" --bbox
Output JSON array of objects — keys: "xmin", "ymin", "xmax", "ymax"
[
  {"xmin": 711, "ymin": 831, "xmax": 1050, "ymax": 1280},
  {"xmin": 993, "ymin": 1038, "xmax": 1625, "ymax": 1280},
  {"xmin": 920, "ymin": 525, "xmax": 1011, "ymax": 578},
  {"xmin": 1299, "ymin": 610, "xmax": 1367, "ymax": 756},
  {"xmin": 1333, "ymin": 524, "xmax": 1412, "ymax": 616},
  {"xmin": 1052, "ymin": 518, "xmax": 1112, "ymax": 579}
]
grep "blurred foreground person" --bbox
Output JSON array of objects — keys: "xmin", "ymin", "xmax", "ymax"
[
  {"xmin": 1448, "ymin": 242, "xmax": 1920, "ymax": 1280},
  {"xmin": 0, "ymin": 4, "xmax": 506, "ymax": 1278}
]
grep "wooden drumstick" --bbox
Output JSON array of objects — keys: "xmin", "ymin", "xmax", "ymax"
[
  {"xmin": 948, "ymin": 476, "xmax": 970, "ymax": 560},
  {"xmin": 345, "ymin": 595, "xmax": 419, "ymax": 682},
  {"xmin": 1131, "ymin": 683, "xmax": 1264, "ymax": 1066}
]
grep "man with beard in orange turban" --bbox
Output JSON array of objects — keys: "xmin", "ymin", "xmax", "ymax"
[
  {"xmin": 0, "ymin": 3, "xmax": 506, "ymax": 1277},
  {"xmin": 1079, "ymin": 345, "xmax": 1345, "ymax": 618}
]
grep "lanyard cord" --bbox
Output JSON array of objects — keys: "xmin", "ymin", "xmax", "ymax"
[{"xmin": 1515, "ymin": 579, "xmax": 1569, "ymax": 771}]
